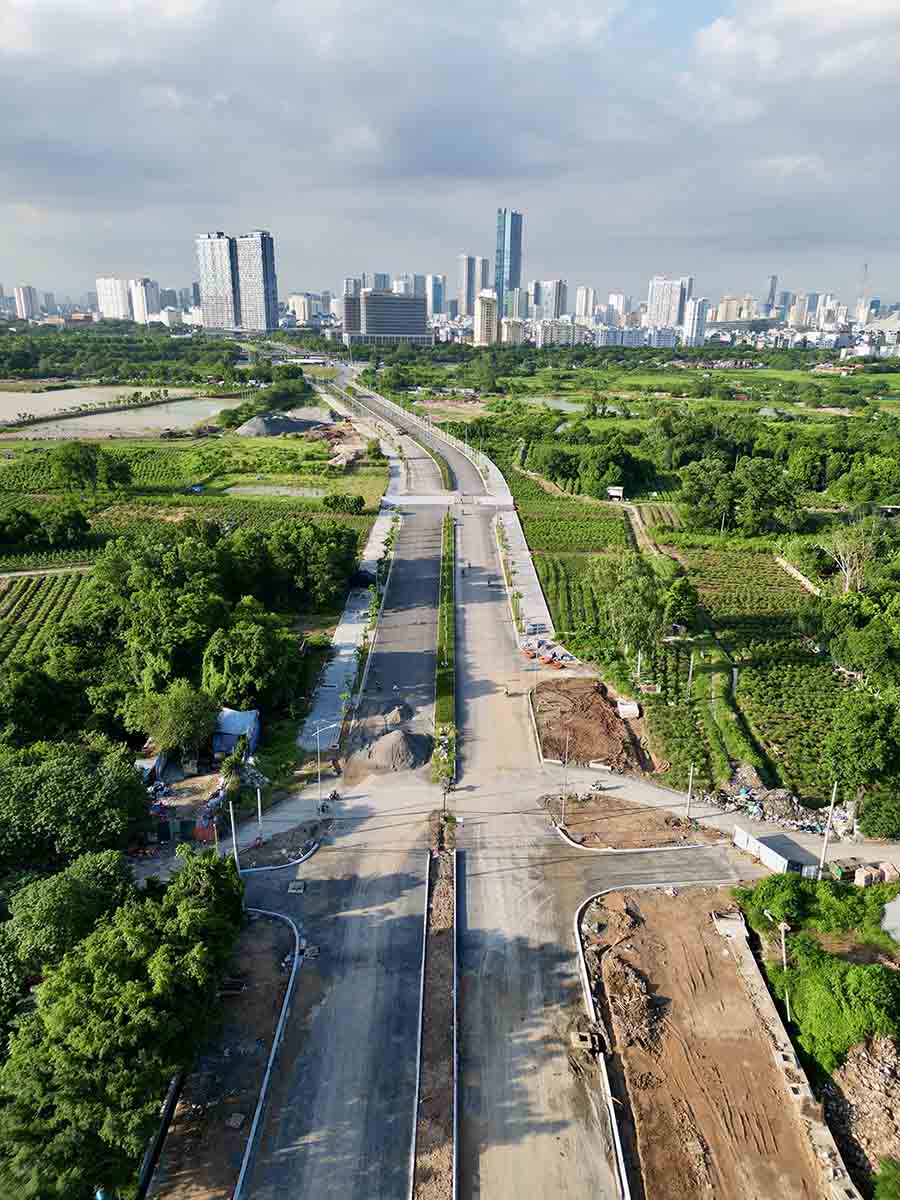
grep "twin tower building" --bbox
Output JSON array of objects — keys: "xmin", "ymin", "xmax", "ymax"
[{"xmin": 195, "ymin": 230, "xmax": 278, "ymax": 333}]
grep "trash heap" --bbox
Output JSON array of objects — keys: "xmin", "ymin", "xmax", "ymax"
[
  {"xmin": 703, "ymin": 765, "xmax": 853, "ymax": 836},
  {"xmin": 824, "ymin": 1037, "xmax": 900, "ymax": 1182}
]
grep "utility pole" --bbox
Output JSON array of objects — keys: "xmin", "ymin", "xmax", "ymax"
[
  {"xmin": 686, "ymin": 763, "xmax": 695, "ymax": 820},
  {"xmin": 562, "ymin": 731, "xmax": 570, "ymax": 828},
  {"xmin": 687, "ymin": 651, "xmax": 695, "ymax": 698},
  {"xmin": 257, "ymin": 786, "xmax": 263, "ymax": 830},
  {"xmin": 229, "ymin": 800, "xmax": 240, "ymax": 873},
  {"xmin": 779, "ymin": 920, "xmax": 792, "ymax": 1023},
  {"xmin": 817, "ymin": 781, "xmax": 838, "ymax": 881}
]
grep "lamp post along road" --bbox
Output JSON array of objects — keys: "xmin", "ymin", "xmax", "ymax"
[{"xmin": 314, "ymin": 720, "xmax": 342, "ymax": 807}]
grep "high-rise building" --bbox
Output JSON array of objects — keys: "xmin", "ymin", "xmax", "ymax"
[
  {"xmin": 575, "ymin": 286, "xmax": 596, "ymax": 319},
  {"xmin": 129, "ymin": 278, "xmax": 160, "ymax": 324},
  {"xmin": 494, "ymin": 208, "xmax": 523, "ymax": 318},
  {"xmin": 425, "ymin": 274, "xmax": 446, "ymax": 317},
  {"xmin": 42, "ymin": 291, "xmax": 56, "ymax": 314},
  {"xmin": 447, "ymin": 299, "xmax": 459, "ymax": 320},
  {"xmin": 13, "ymin": 286, "xmax": 39, "ymax": 320},
  {"xmin": 647, "ymin": 275, "xmax": 691, "ymax": 328},
  {"xmin": 159, "ymin": 287, "xmax": 177, "ymax": 309},
  {"xmin": 458, "ymin": 256, "xmax": 490, "ymax": 317},
  {"xmin": 528, "ymin": 280, "xmax": 542, "ymax": 314},
  {"xmin": 96, "ymin": 277, "xmax": 133, "ymax": 321},
  {"xmin": 540, "ymin": 280, "xmax": 568, "ymax": 319},
  {"xmin": 342, "ymin": 295, "xmax": 362, "ymax": 333},
  {"xmin": 473, "ymin": 290, "xmax": 498, "ymax": 346},
  {"xmin": 178, "ymin": 287, "xmax": 194, "ymax": 311},
  {"xmin": 765, "ymin": 274, "xmax": 778, "ymax": 315},
  {"xmin": 191, "ymin": 281, "xmax": 201, "ymax": 307},
  {"xmin": 343, "ymin": 276, "xmax": 362, "ymax": 298},
  {"xmin": 196, "ymin": 234, "xmax": 240, "ymax": 329},
  {"xmin": 608, "ymin": 293, "xmax": 630, "ymax": 325},
  {"xmin": 234, "ymin": 231, "xmax": 278, "ymax": 332},
  {"xmin": 505, "ymin": 287, "xmax": 527, "ymax": 319},
  {"xmin": 682, "ymin": 297, "xmax": 709, "ymax": 347}
]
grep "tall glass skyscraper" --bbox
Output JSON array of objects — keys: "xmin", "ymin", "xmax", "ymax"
[{"xmin": 494, "ymin": 208, "xmax": 523, "ymax": 319}]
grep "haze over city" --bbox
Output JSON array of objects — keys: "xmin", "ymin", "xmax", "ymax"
[{"xmin": 3, "ymin": 0, "xmax": 899, "ymax": 298}]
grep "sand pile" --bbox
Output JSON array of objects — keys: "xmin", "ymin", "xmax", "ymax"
[{"xmin": 355, "ymin": 728, "xmax": 431, "ymax": 773}]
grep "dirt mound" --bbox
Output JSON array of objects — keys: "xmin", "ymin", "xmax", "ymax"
[
  {"xmin": 354, "ymin": 728, "xmax": 431, "ymax": 773},
  {"xmin": 532, "ymin": 677, "xmax": 648, "ymax": 769},
  {"xmin": 383, "ymin": 703, "xmax": 413, "ymax": 725},
  {"xmin": 825, "ymin": 1037, "xmax": 900, "ymax": 1182},
  {"xmin": 234, "ymin": 407, "xmax": 332, "ymax": 437},
  {"xmin": 603, "ymin": 952, "xmax": 660, "ymax": 1054}
]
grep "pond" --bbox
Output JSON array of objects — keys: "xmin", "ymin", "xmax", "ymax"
[{"xmin": 0, "ymin": 391, "xmax": 247, "ymax": 438}]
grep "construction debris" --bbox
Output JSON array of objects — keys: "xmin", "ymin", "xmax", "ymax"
[{"xmin": 824, "ymin": 1037, "xmax": 900, "ymax": 1185}]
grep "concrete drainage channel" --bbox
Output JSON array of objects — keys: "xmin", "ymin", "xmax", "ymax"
[{"xmin": 411, "ymin": 816, "xmax": 457, "ymax": 1200}]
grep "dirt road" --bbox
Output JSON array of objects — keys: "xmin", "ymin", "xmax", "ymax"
[{"xmin": 586, "ymin": 887, "xmax": 823, "ymax": 1200}]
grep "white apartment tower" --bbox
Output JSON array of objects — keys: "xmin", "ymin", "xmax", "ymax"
[
  {"xmin": 647, "ymin": 276, "xmax": 688, "ymax": 328},
  {"xmin": 473, "ymin": 290, "xmax": 498, "ymax": 346},
  {"xmin": 13, "ymin": 286, "xmax": 39, "ymax": 320},
  {"xmin": 234, "ymin": 231, "xmax": 278, "ymax": 332},
  {"xmin": 129, "ymin": 278, "xmax": 160, "ymax": 324},
  {"xmin": 96, "ymin": 277, "xmax": 133, "ymax": 321},
  {"xmin": 681, "ymin": 297, "xmax": 709, "ymax": 347},
  {"xmin": 575, "ymin": 286, "xmax": 596, "ymax": 319},
  {"xmin": 196, "ymin": 234, "xmax": 240, "ymax": 329}
]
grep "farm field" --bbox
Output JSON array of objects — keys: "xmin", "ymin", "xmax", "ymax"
[
  {"xmin": 672, "ymin": 546, "xmax": 847, "ymax": 800},
  {"xmin": 0, "ymin": 572, "xmax": 86, "ymax": 663},
  {"xmin": 507, "ymin": 470, "xmax": 629, "ymax": 551}
]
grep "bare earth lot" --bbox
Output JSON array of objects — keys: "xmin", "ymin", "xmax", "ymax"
[
  {"xmin": 150, "ymin": 914, "xmax": 293, "ymax": 1200},
  {"xmin": 533, "ymin": 677, "xmax": 651, "ymax": 768},
  {"xmin": 542, "ymin": 790, "xmax": 722, "ymax": 850},
  {"xmin": 583, "ymin": 887, "xmax": 822, "ymax": 1200}
]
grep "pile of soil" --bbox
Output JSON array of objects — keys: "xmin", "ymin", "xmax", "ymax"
[
  {"xmin": 532, "ymin": 678, "xmax": 647, "ymax": 768},
  {"xmin": 235, "ymin": 407, "xmax": 333, "ymax": 437},
  {"xmin": 603, "ymin": 953, "xmax": 660, "ymax": 1054},
  {"xmin": 353, "ymin": 727, "xmax": 431, "ymax": 773},
  {"xmin": 825, "ymin": 1037, "xmax": 900, "ymax": 1183}
]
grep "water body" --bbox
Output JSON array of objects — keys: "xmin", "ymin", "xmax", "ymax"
[
  {"xmin": 0, "ymin": 385, "xmax": 196, "ymax": 420},
  {"xmin": 0, "ymin": 392, "xmax": 247, "ymax": 438}
]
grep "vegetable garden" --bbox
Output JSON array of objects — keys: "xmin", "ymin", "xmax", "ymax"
[{"xmin": 0, "ymin": 572, "xmax": 86, "ymax": 663}]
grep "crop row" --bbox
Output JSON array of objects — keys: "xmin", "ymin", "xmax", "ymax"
[{"xmin": 0, "ymin": 572, "xmax": 85, "ymax": 664}]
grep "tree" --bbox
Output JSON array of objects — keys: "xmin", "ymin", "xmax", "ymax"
[
  {"xmin": 0, "ymin": 850, "xmax": 243, "ymax": 1199},
  {"xmin": 663, "ymin": 576, "xmax": 700, "ymax": 629},
  {"xmin": 126, "ymin": 679, "xmax": 219, "ymax": 757},
  {"xmin": 823, "ymin": 693, "xmax": 900, "ymax": 807},
  {"xmin": 680, "ymin": 458, "xmax": 737, "ymax": 531},
  {"xmin": 48, "ymin": 441, "xmax": 99, "ymax": 490},
  {"xmin": 0, "ymin": 740, "xmax": 148, "ymax": 873},
  {"xmin": 323, "ymin": 493, "xmax": 365, "ymax": 514},
  {"xmin": 733, "ymin": 458, "xmax": 801, "ymax": 535},
  {"xmin": 202, "ymin": 599, "xmax": 301, "ymax": 708},
  {"xmin": 6, "ymin": 850, "xmax": 133, "ymax": 975},
  {"xmin": 818, "ymin": 517, "xmax": 885, "ymax": 594},
  {"xmin": 875, "ymin": 1158, "xmax": 900, "ymax": 1200}
]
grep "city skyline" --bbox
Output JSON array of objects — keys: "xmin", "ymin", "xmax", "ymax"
[{"xmin": 2, "ymin": 4, "xmax": 899, "ymax": 300}]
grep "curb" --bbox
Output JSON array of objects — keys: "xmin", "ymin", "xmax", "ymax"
[
  {"xmin": 553, "ymin": 823, "xmax": 721, "ymax": 855},
  {"xmin": 527, "ymin": 688, "xmax": 544, "ymax": 765},
  {"xmin": 239, "ymin": 840, "xmax": 321, "ymax": 875},
  {"xmin": 349, "ymin": 510, "xmax": 401, "ymax": 731},
  {"xmin": 409, "ymin": 850, "xmax": 431, "ymax": 1200},
  {"xmin": 452, "ymin": 847, "xmax": 459, "ymax": 1200},
  {"xmin": 232, "ymin": 909, "xmax": 303, "ymax": 1200}
]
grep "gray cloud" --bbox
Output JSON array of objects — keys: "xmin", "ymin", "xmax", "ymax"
[{"xmin": 1, "ymin": 0, "xmax": 898, "ymax": 303}]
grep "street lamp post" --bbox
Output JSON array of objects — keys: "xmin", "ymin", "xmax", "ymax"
[{"xmin": 314, "ymin": 721, "xmax": 342, "ymax": 807}]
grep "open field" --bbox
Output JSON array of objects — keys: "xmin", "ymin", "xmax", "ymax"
[{"xmin": 583, "ymin": 887, "xmax": 825, "ymax": 1200}]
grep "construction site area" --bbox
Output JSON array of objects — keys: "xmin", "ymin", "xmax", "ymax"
[
  {"xmin": 532, "ymin": 677, "xmax": 652, "ymax": 769},
  {"xmin": 580, "ymin": 887, "xmax": 837, "ymax": 1200}
]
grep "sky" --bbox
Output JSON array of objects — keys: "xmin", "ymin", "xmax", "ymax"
[{"xmin": 2, "ymin": 0, "xmax": 899, "ymax": 305}]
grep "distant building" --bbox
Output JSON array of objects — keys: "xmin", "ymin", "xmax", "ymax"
[
  {"xmin": 501, "ymin": 317, "xmax": 525, "ymax": 345},
  {"xmin": 539, "ymin": 279, "xmax": 568, "ymax": 319},
  {"xmin": 159, "ymin": 287, "xmax": 178, "ymax": 309},
  {"xmin": 426, "ymin": 274, "xmax": 446, "ymax": 316},
  {"xmin": 343, "ymin": 276, "xmax": 362, "ymax": 297},
  {"xmin": 473, "ymin": 290, "xmax": 498, "ymax": 346},
  {"xmin": 13, "ymin": 286, "xmax": 39, "ymax": 320},
  {"xmin": 647, "ymin": 275, "xmax": 690, "ymax": 328},
  {"xmin": 234, "ymin": 231, "xmax": 278, "ymax": 332},
  {"xmin": 159, "ymin": 307, "xmax": 183, "ymax": 328},
  {"xmin": 177, "ymin": 286, "xmax": 193, "ymax": 311},
  {"xmin": 342, "ymin": 289, "xmax": 430, "ymax": 347},
  {"xmin": 42, "ymin": 291, "xmax": 56, "ymax": 314},
  {"xmin": 494, "ymin": 207, "xmax": 523, "ymax": 318},
  {"xmin": 458, "ymin": 255, "xmax": 490, "ymax": 318},
  {"xmin": 129, "ymin": 278, "xmax": 160, "ymax": 324},
  {"xmin": 96, "ymin": 277, "xmax": 133, "ymax": 321},
  {"xmin": 575, "ymin": 286, "xmax": 596, "ymax": 318},
  {"xmin": 681, "ymin": 297, "xmax": 709, "ymax": 347},
  {"xmin": 505, "ymin": 287, "xmax": 528, "ymax": 319},
  {"xmin": 196, "ymin": 234, "xmax": 240, "ymax": 329}
]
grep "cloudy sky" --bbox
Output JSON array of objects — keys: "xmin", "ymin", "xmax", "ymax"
[{"xmin": 2, "ymin": 0, "xmax": 899, "ymax": 304}]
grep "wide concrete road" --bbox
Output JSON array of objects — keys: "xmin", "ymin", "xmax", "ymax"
[{"xmin": 242, "ymin": 426, "xmax": 446, "ymax": 1200}]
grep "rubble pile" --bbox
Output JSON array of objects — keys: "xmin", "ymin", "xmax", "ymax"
[
  {"xmin": 602, "ymin": 953, "xmax": 660, "ymax": 1054},
  {"xmin": 824, "ymin": 1037, "xmax": 900, "ymax": 1181},
  {"xmin": 702, "ymin": 764, "xmax": 853, "ymax": 836}
]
